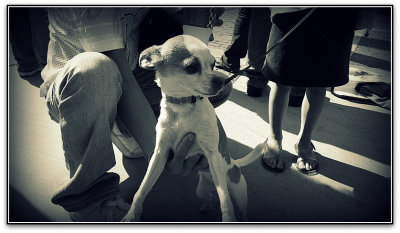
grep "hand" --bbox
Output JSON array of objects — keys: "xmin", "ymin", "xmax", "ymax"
[{"xmin": 167, "ymin": 133, "xmax": 209, "ymax": 176}]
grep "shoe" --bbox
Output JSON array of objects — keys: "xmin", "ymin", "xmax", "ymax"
[
  {"xmin": 69, "ymin": 196, "xmax": 130, "ymax": 222},
  {"xmin": 213, "ymin": 18, "xmax": 223, "ymax": 27},
  {"xmin": 244, "ymin": 67, "xmax": 266, "ymax": 97},
  {"xmin": 294, "ymin": 142, "xmax": 318, "ymax": 176},
  {"xmin": 261, "ymin": 139, "xmax": 285, "ymax": 173},
  {"xmin": 243, "ymin": 67, "xmax": 263, "ymax": 77},
  {"xmin": 111, "ymin": 117, "xmax": 144, "ymax": 159},
  {"xmin": 247, "ymin": 85, "xmax": 263, "ymax": 97},
  {"xmin": 215, "ymin": 55, "xmax": 240, "ymax": 73}
]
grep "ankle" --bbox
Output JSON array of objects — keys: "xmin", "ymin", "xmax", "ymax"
[
  {"xmin": 296, "ymin": 140, "xmax": 313, "ymax": 152},
  {"xmin": 266, "ymin": 137, "xmax": 282, "ymax": 151}
]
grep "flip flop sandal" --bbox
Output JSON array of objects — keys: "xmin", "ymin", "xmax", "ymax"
[
  {"xmin": 261, "ymin": 139, "xmax": 285, "ymax": 173},
  {"xmin": 294, "ymin": 143, "xmax": 318, "ymax": 176}
]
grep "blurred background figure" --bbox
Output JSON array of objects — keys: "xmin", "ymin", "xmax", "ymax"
[
  {"xmin": 216, "ymin": 7, "xmax": 271, "ymax": 97},
  {"xmin": 9, "ymin": 7, "xmax": 49, "ymax": 78}
]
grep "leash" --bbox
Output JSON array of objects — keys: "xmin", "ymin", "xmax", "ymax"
[{"xmin": 224, "ymin": 8, "xmax": 316, "ymax": 85}]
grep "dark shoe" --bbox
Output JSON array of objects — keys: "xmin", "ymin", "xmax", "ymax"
[
  {"xmin": 294, "ymin": 143, "xmax": 318, "ymax": 176},
  {"xmin": 215, "ymin": 55, "xmax": 240, "ymax": 73},
  {"xmin": 243, "ymin": 67, "xmax": 263, "ymax": 77},
  {"xmin": 69, "ymin": 196, "xmax": 130, "ymax": 222},
  {"xmin": 247, "ymin": 85, "xmax": 263, "ymax": 97},
  {"xmin": 213, "ymin": 18, "xmax": 223, "ymax": 27}
]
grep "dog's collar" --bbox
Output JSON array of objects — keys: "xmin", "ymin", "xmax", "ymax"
[{"xmin": 165, "ymin": 95, "xmax": 204, "ymax": 104}]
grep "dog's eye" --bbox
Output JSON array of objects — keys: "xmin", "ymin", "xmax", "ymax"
[{"xmin": 185, "ymin": 62, "xmax": 199, "ymax": 74}]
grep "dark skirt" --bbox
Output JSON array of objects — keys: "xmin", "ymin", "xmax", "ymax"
[{"xmin": 262, "ymin": 8, "xmax": 356, "ymax": 87}]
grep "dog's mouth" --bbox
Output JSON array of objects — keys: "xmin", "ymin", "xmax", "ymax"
[{"xmin": 194, "ymin": 88, "xmax": 221, "ymax": 97}]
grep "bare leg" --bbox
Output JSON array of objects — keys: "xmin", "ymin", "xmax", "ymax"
[
  {"xmin": 227, "ymin": 173, "xmax": 248, "ymax": 221},
  {"xmin": 263, "ymin": 82, "xmax": 291, "ymax": 170},
  {"xmin": 207, "ymin": 152, "xmax": 236, "ymax": 222},
  {"xmin": 296, "ymin": 87, "xmax": 326, "ymax": 171}
]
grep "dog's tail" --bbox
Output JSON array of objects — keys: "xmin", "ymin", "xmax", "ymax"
[{"xmin": 232, "ymin": 143, "xmax": 264, "ymax": 167}]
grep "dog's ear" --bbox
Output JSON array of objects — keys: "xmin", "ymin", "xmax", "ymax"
[{"xmin": 139, "ymin": 45, "xmax": 162, "ymax": 70}]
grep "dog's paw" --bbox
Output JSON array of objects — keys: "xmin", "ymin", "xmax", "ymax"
[
  {"xmin": 221, "ymin": 213, "xmax": 237, "ymax": 222},
  {"xmin": 121, "ymin": 211, "xmax": 141, "ymax": 222}
]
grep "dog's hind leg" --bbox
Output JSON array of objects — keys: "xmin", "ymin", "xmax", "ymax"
[
  {"xmin": 122, "ymin": 137, "xmax": 171, "ymax": 222},
  {"xmin": 196, "ymin": 170, "xmax": 215, "ymax": 212},
  {"xmin": 207, "ymin": 152, "xmax": 237, "ymax": 222},
  {"xmin": 227, "ymin": 167, "xmax": 248, "ymax": 221}
]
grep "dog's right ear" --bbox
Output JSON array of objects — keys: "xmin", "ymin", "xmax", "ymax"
[{"xmin": 139, "ymin": 45, "xmax": 162, "ymax": 70}]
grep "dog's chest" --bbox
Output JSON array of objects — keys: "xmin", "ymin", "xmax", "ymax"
[{"xmin": 159, "ymin": 100, "xmax": 219, "ymax": 154}]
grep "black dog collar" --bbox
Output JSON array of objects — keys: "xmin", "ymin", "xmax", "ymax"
[{"xmin": 166, "ymin": 95, "xmax": 204, "ymax": 104}]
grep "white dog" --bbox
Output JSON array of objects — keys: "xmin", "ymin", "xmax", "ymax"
[{"xmin": 122, "ymin": 35, "xmax": 263, "ymax": 222}]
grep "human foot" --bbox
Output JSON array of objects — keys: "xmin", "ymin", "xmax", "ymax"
[
  {"xmin": 261, "ymin": 138, "xmax": 285, "ymax": 172},
  {"xmin": 294, "ymin": 142, "xmax": 318, "ymax": 175}
]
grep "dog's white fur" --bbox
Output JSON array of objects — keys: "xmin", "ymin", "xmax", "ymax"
[{"xmin": 122, "ymin": 35, "xmax": 263, "ymax": 222}]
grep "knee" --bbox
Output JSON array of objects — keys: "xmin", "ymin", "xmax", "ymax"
[
  {"xmin": 68, "ymin": 52, "xmax": 120, "ymax": 79},
  {"xmin": 272, "ymin": 82, "xmax": 292, "ymax": 93},
  {"xmin": 58, "ymin": 52, "xmax": 122, "ymax": 105},
  {"xmin": 62, "ymin": 52, "xmax": 122, "ymax": 91}
]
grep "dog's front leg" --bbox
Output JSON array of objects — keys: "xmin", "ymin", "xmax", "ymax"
[
  {"xmin": 207, "ymin": 151, "xmax": 237, "ymax": 222},
  {"xmin": 122, "ymin": 136, "xmax": 171, "ymax": 222}
]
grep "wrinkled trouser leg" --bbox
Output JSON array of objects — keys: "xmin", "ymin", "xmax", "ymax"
[
  {"xmin": 247, "ymin": 8, "xmax": 271, "ymax": 89},
  {"xmin": 9, "ymin": 8, "xmax": 38, "ymax": 71},
  {"xmin": 46, "ymin": 52, "xmax": 123, "ymax": 212},
  {"xmin": 224, "ymin": 8, "xmax": 251, "ymax": 60},
  {"xmin": 29, "ymin": 8, "xmax": 49, "ymax": 66}
]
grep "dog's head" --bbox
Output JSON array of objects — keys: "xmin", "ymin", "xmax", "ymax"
[{"xmin": 139, "ymin": 35, "xmax": 227, "ymax": 97}]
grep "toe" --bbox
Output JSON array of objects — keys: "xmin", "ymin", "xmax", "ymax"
[
  {"xmin": 297, "ymin": 159, "xmax": 306, "ymax": 170},
  {"xmin": 267, "ymin": 158, "xmax": 276, "ymax": 168},
  {"xmin": 277, "ymin": 159, "xmax": 284, "ymax": 169}
]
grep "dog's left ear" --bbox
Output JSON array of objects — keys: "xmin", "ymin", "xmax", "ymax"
[{"xmin": 139, "ymin": 45, "xmax": 162, "ymax": 70}]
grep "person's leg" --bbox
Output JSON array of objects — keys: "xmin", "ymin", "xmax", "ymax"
[
  {"xmin": 29, "ymin": 8, "xmax": 50, "ymax": 67},
  {"xmin": 224, "ymin": 8, "xmax": 251, "ymax": 59},
  {"xmin": 217, "ymin": 8, "xmax": 251, "ymax": 73},
  {"xmin": 296, "ymin": 87, "xmax": 326, "ymax": 171},
  {"xmin": 262, "ymin": 82, "xmax": 291, "ymax": 170},
  {"xmin": 247, "ymin": 8, "xmax": 270, "ymax": 71},
  {"xmin": 9, "ymin": 7, "xmax": 41, "ymax": 77},
  {"xmin": 246, "ymin": 8, "xmax": 271, "ymax": 97},
  {"xmin": 46, "ymin": 52, "xmax": 128, "ymax": 220}
]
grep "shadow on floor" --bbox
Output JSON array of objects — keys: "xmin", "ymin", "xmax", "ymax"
[
  {"xmin": 118, "ymin": 137, "xmax": 390, "ymax": 222},
  {"xmin": 228, "ymin": 87, "xmax": 391, "ymax": 166},
  {"xmin": 9, "ymin": 185, "xmax": 51, "ymax": 222},
  {"xmin": 10, "ymin": 65, "xmax": 44, "ymax": 89},
  {"xmin": 119, "ymin": 155, "xmax": 221, "ymax": 222}
]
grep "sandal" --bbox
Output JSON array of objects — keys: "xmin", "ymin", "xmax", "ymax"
[
  {"xmin": 261, "ymin": 139, "xmax": 285, "ymax": 173},
  {"xmin": 294, "ymin": 142, "xmax": 318, "ymax": 176}
]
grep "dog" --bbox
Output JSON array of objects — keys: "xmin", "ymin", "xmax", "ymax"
[{"xmin": 122, "ymin": 35, "xmax": 264, "ymax": 222}]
